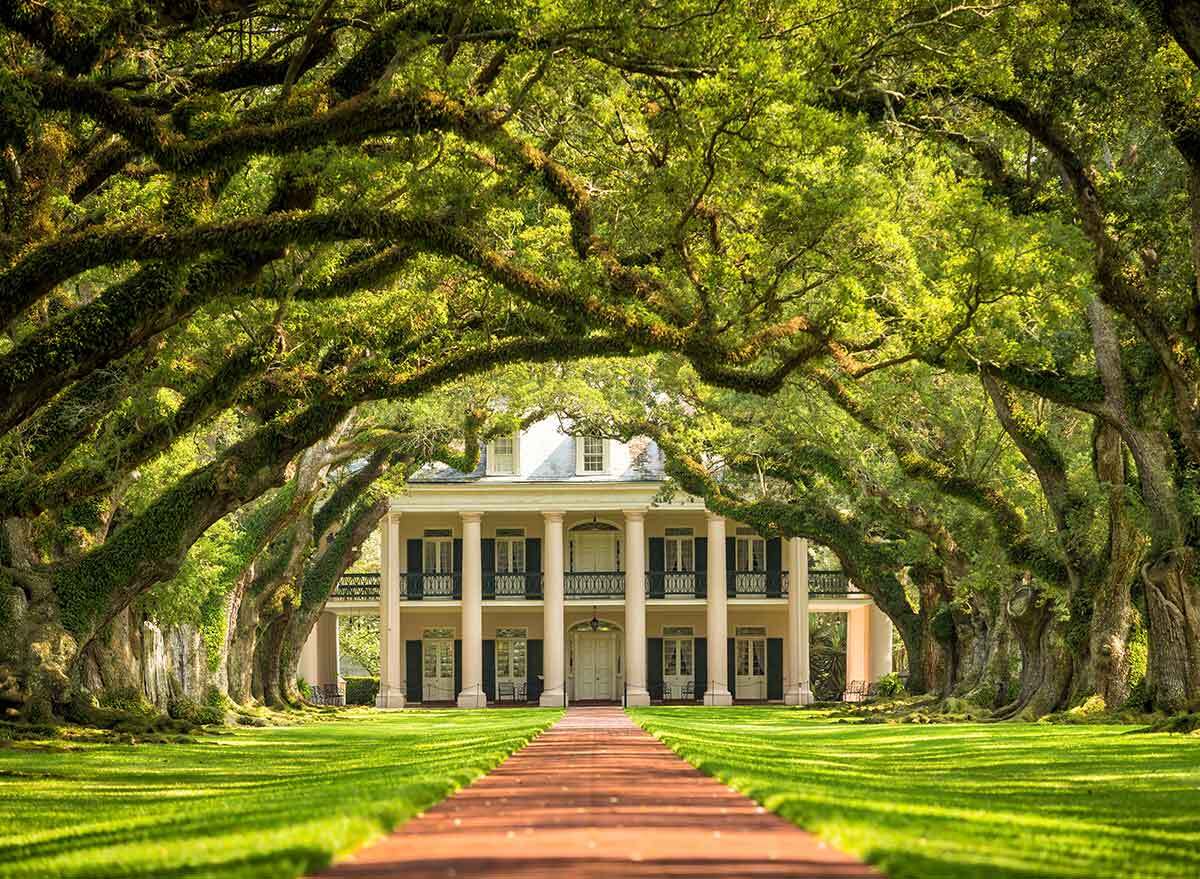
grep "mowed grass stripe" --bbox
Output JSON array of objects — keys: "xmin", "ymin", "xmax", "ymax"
[
  {"xmin": 0, "ymin": 708, "xmax": 561, "ymax": 879},
  {"xmin": 630, "ymin": 706, "xmax": 1200, "ymax": 879}
]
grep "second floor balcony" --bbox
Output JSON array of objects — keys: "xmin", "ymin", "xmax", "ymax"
[{"xmin": 332, "ymin": 568, "xmax": 855, "ymax": 602}]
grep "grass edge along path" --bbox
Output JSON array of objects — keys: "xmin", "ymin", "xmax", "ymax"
[
  {"xmin": 0, "ymin": 707, "xmax": 562, "ymax": 879},
  {"xmin": 628, "ymin": 706, "xmax": 1200, "ymax": 879}
]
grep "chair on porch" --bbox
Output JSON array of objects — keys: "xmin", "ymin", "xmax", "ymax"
[
  {"xmin": 680, "ymin": 681, "xmax": 695, "ymax": 702},
  {"xmin": 842, "ymin": 680, "xmax": 868, "ymax": 702},
  {"xmin": 497, "ymin": 682, "xmax": 515, "ymax": 703},
  {"xmin": 515, "ymin": 681, "xmax": 528, "ymax": 703},
  {"xmin": 310, "ymin": 683, "xmax": 345, "ymax": 706}
]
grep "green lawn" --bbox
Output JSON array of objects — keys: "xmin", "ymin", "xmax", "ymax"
[
  {"xmin": 0, "ymin": 708, "xmax": 559, "ymax": 879},
  {"xmin": 630, "ymin": 707, "xmax": 1200, "ymax": 879}
]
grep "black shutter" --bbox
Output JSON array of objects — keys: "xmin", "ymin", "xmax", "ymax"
[
  {"xmin": 767, "ymin": 537, "xmax": 783, "ymax": 598},
  {"xmin": 767, "ymin": 637, "xmax": 784, "ymax": 700},
  {"xmin": 405, "ymin": 640, "xmax": 422, "ymax": 702},
  {"xmin": 482, "ymin": 538, "xmax": 496, "ymax": 599},
  {"xmin": 452, "ymin": 539, "xmax": 463, "ymax": 599},
  {"xmin": 525, "ymin": 537, "xmax": 542, "ymax": 599},
  {"xmin": 527, "ymin": 638, "xmax": 543, "ymax": 702},
  {"xmin": 647, "ymin": 637, "xmax": 664, "ymax": 701},
  {"xmin": 406, "ymin": 540, "xmax": 423, "ymax": 600},
  {"xmin": 483, "ymin": 639, "xmax": 496, "ymax": 702},
  {"xmin": 453, "ymin": 639, "xmax": 462, "ymax": 699},
  {"xmin": 695, "ymin": 537, "xmax": 707, "ymax": 598},
  {"xmin": 726, "ymin": 536, "xmax": 737, "ymax": 597},
  {"xmin": 727, "ymin": 637, "xmax": 737, "ymax": 700},
  {"xmin": 694, "ymin": 637, "xmax": 707, "ymax": 702},
  {"xmin": 648, "ymin": 537, "xmax": 665, "ymax": 599}
]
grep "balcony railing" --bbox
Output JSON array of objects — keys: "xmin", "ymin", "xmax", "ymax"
[
  {"xmin": 405, "ymin": 572, "xmax": 461, "ymax": 600},
  {"xmin": 647, "ymin": 571, "xmax": 705, "ymax": 598},
  {"xmin": 484, "ymin": 571, "xmax": 543, "ymax": 600},
  {"xmin": 809, "ymin": 569, "xmax": 853, "ymax": 596},
  {"xmin": 729, "ymin": 570, "xmax": 788, "ymax": 597},
  {"xmin": 565, "ymin": 571, "xmax": 625, "ymax": 598},
  {"xmin": 331, "ymin": 568, "xmax": 855, "ymax": 601},
  {"xmin": 331, "ymin": 572, "xmax": 381, "ymax": 601}
]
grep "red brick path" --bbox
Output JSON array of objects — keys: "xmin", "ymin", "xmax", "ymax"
[{"xmin": 311, "ymin": 706, "xmax": 879, "ymax": 878}]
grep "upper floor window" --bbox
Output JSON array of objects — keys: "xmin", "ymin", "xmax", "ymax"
[
  {"xmin": 423, "ymin": 529, "xmax": 453, "ymax": 573},
  {"xmin": 735, "ymin": 528, "xmax": 765, "ymax": 572},
  {"xmin": 495, "ymin": 528, "xmax": 526, "ymax": 573},
  {"xmin": 577, "ymin": 436, "xmax": 609, "ymax": 474},
  {"xmin": 486, "ymin": 432, "xmax": 520, "ymax": 475},
  {"xmin": 665, "ymin": 527, "xmax": 694, "ymax": 572}
]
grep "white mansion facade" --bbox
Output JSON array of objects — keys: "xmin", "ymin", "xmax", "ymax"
[{"xmin": 300, "ymin": 418, "xmax": 894, "ymax": 707}]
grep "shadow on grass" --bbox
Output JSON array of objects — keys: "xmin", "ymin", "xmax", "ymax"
[
  {"xmin": 0, "ymin": 708, "xmax": 560, "ymax": 879},
  {"xmin": 630, "ymin": 707, "xmax": 1200, "ymax": 879}
]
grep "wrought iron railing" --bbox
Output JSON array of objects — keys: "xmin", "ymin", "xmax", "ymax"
[
  {"xmin": 331, "ymin": 572, "xmax": 380, "ymax": 601},
  {"xmin": 646, "ymin": 571, "xmax": 704, "ymax": 598},
  {"xmin": 565, "ymin": 571, "xmax": 625, "ymax": 598},
  {"xmin": 809, "ymin": 569, "xmax": 853, "ymax": 595},
  {"xmin": 483, "ymin": 571, "xmax": 542, "ymax": 599},
  {"xmin": 405, "ymin": 572, "xmax": 461, "ymax": 600},
  {"xmin": 332, "ymin": 568, "xmax": 854, "ymax": 601},
  {"xmin": 729, "ymin": 570, "xmax": 788, "ymax": 597}
]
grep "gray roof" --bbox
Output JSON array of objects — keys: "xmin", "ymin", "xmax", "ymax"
[{"xmin": 409, "ymin": 435, "xmax": 667, "ymax": 484}]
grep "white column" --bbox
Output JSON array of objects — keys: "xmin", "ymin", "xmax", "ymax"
[
  {"xmin": 846, "ymin": 605, "xmax": 870, "ymax": 700},
  {"xmin": 704, "ymin": 512, "xmax": 732, "ymax": 706},
  {"xmin": 316, "ymin": 611, "xmax": 340, "ymax": 686},
  {"xmin": 458, "ymin": 511, "xmax": 487, "ymax": 708},
  {"xmin": 298, "ymin": 626, "xmax": 319, "ymax": 686},
  {"xmin": 784, "ymin": 537, "xmax": 812, "ymax": 705},
  {"xmin": 540, "ymin": 511, "xmax": 567, "ymax": 707},
  {"xmin": 869, "ymin": 603, "xmax": 894, "ymax": 681},
  {"xmin": 377, "ymin": 512, "xmax": 405, "ymax": 708},
  {"xmin": 624, "ymin": 509, "xmax": 649, "ymax": 706}
]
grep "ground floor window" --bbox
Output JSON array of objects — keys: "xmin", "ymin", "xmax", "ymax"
[
  {"xmin": 662, "ymin": 625, "xmax": 694, "ymax": 677},
  {"xmin": 496, "ymin": 627, "xmax": 528, "ymax": 679}
]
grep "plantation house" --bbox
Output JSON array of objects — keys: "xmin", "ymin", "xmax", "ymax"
[{"xmin": 300, "ymin": 419, "xmax": 894, "ymax": 707}]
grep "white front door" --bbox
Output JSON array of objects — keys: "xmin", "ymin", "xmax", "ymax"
[
  {"xmin": 736, "ymin": 637, "xmax": 767, "ymax": 700},
  {"xmin": 574, "ymin": 534, "xmax": 614, "ymax": 572},
  {"xmin": 423, "ymin": 638, "xmax": 454, "ymax": 701},
  {"xmin": 575, "ymin": 632, "xmax": 614, "ymax": 700}
]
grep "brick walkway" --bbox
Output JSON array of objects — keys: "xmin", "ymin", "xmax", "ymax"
[{"xmin": 312, "ymin": 706, "xmax": 878, "ymax": 878}]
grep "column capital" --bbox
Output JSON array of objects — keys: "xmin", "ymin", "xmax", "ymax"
[
  {"xmin": 388, "ymin": 510, "xmax": 402, "ymax": 524},
  {"xmin": 542, "ymin": 510, "xmax": 566, "ymax": 522},
  {"xmin": 704, "ymin": 510, "xmax": 725, "ymax": 523},
  {"xmin": 460, "ymin": 511, "xmax": 483, "ymax": 524},
  {"xmin": 621, "ymin": 508, "xmax": 647, "ymax": 521}
]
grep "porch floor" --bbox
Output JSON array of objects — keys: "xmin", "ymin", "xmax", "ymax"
[{"xmin": 310, "ymin": 706, "xmax": 877, "ymax": 878}]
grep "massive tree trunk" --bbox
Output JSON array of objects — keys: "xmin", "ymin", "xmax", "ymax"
[
  {"xmin": 955, "ymin": 588, "xmax": 1015, "ymax": 708},
  {"xmin": 3, "ymin": 402, "xmax": 352, "ymax": 713},
  {"xmin": 997, "ymin": 586, "xmax": 1074, "ymax": 719},
  {"xmin": 1142, "ymin": 548, "xmax": 1200, "ymax": 712}
]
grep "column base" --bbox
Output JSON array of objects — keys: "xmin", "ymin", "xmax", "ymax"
[
  {"xmin": 784, "ymin": 684, "xmax": 813, "ymax": 706},
  {"xmin": 625, "ymin": 686, "xmax": 650, "ymax": 707},
  {"xmin": 703, "ymin": 687, "xmax": 733, "ymax": 706},
  {"xmin": 376, "ymin": 687, "xmax": 406, "ymax": 709},
  {"xmin": 539, "ymin": 687, "xmax": 567, "ymax": 707},
  {"xmin": 457, "ymin": 689, "xmax": 488, "ymax": 709}
]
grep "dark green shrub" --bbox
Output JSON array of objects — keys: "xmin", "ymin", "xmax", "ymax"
[
  {"xmin": 874, "ymin": 672, "xmax": 907, "ymax": 697},
  {"xmin": 344, "ymin": 676, "xmax": 379, "ymax": 706}
]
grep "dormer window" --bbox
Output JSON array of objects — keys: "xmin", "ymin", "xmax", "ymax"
[
  {"xmin": 577, "ymin": 436, "xmax": 609, "ymax": 475},
  {"xmin": 486, "ymin": 432, "xmax": 520, "ymax": 475}
]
